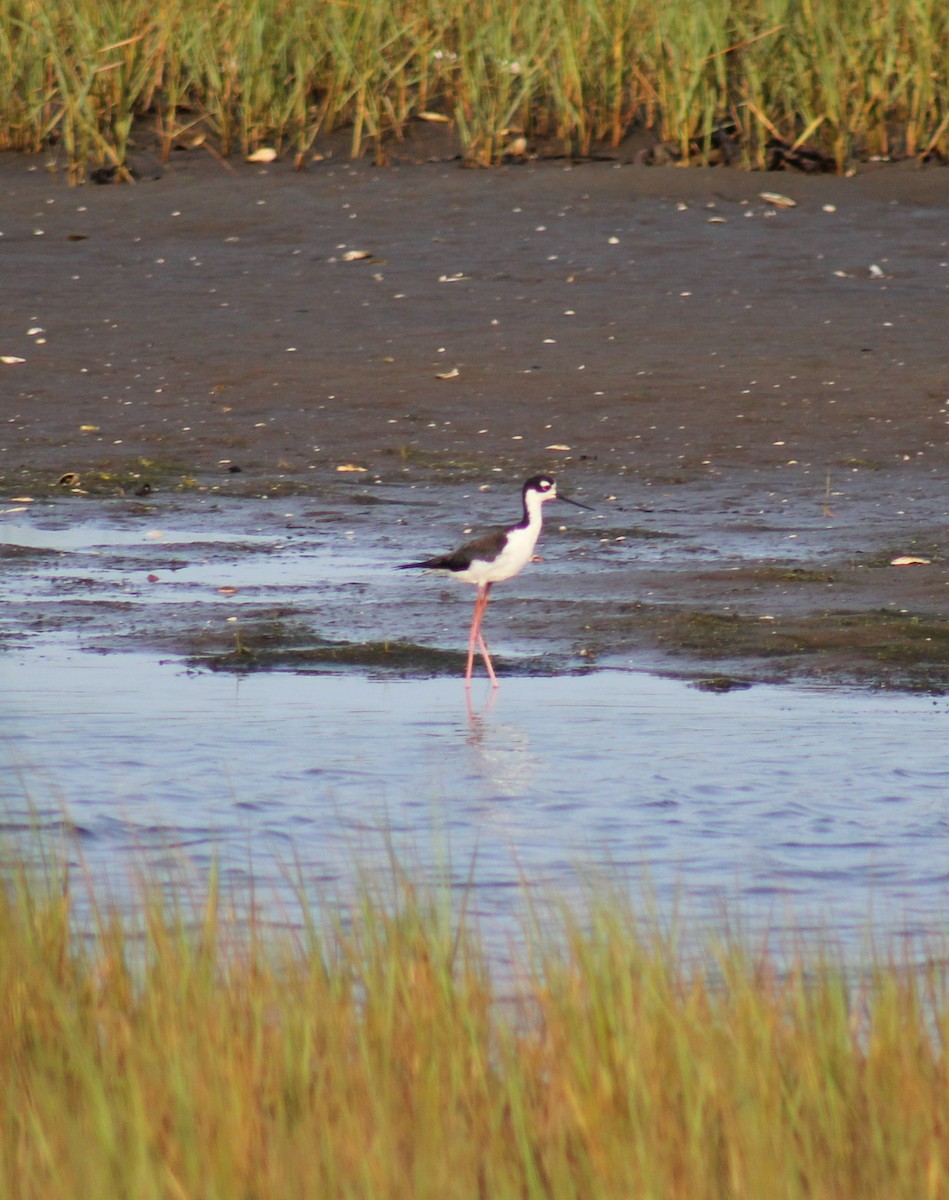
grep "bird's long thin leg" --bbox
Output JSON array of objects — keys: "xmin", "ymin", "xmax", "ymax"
[
  {"xmin": 477, "ymin": 632, "xmax": 497, "ymax": 687},
  {"xmin": 465, "ymin": 586, "xmax": 490, "ymax": 687},
  {"xmin": 476, "ymin": 584, "xmax": 498, "ymax": 687}
]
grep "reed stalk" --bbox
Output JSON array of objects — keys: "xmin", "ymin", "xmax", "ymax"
[{"xmin": 0, "ymin": 0, "xmax": 945, "ymax": 180}]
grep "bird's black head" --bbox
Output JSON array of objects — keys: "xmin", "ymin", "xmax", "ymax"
[
  {"xmin": 523, "ymin": 473, "xmax": 592, "ymax": 511},
  {"xmin": 523, "ymin": 474, "xmax": 557, "ymax": 497}
]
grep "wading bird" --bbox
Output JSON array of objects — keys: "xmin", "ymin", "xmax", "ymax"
[{"xmin": 399, "ymin": 474, "xmax": 590, "ymax": 687}]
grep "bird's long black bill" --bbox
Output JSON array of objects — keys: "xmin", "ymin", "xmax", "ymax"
[{"xmin": 559, "ymin": 494, "xmax": 593, "ymax": 511}]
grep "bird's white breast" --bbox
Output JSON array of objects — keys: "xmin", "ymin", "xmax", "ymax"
[{"xmin": 455, "ymin": 523, "xmax": 540, "ymax": 586}]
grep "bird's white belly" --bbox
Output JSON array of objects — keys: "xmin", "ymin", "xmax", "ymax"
[{"xmin": 457, "ymin": 525, "xmax": 540, "ymax": 586}]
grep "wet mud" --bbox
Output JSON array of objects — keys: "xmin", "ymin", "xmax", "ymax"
[{"xmin": 1, "ymin": 151, "xmax": 947, "ymax": 690}]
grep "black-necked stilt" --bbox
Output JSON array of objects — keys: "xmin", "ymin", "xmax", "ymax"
[{"xmin": 399, "ymin": 474, "xmax": 591, "ymax": 687}]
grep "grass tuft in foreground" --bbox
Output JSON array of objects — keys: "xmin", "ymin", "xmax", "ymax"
[{"xmin": 3, "ymin": 856, "xmax": 949, "ymax": 1198}]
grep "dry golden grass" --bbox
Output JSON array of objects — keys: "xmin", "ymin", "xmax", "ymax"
[
  {"xmin": 0, "ymin": 0, "xmax": 946, "ymax": 180},
  {"xmin": 3, "ymin": 853, "xmax": 949, "ymax": 1198}
]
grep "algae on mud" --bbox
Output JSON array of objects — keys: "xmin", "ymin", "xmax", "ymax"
[
  {"xmin": 198, "ymin": 637, "xmax": 476, "ymax": 678},
  {"xmin": 636, "ymin": 605, "xmax": 949, "ymax": 692}
]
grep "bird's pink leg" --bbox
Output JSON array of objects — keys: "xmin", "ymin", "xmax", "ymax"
[
  {"xmin": 465, "ymin": 585, "xmax": 494, "ymax": 687},
  {"xmin": 476, "ymin": 585, "xmax": 498, "ymax": 687},
  {"xmin": 477, "ymin": 632, "xmax": 498, "ymax": 687},
  {"xmin": 465, "ymin": 586, "xmax": 489, "ymax": 686}
]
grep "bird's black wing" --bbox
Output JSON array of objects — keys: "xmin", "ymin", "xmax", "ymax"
[{"xmin": 398, "ymin": 527, "xmax": 508, "ymax": 573}]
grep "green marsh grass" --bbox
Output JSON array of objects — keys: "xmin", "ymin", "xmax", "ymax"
[
  {"xmin": 0, "ymin": 0, "xmax": 945, "ymax": 180},
  {"xmin": 4, "ymin": 852, "xmax": 949, "ymax": 1198}
]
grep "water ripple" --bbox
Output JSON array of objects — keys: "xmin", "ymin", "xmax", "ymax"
[{"xmin": 3, "ymin": 649, "xmax": 948, "ymax": 952}]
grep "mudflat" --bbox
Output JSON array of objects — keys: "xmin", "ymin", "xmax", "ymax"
[{"xmin": 1, "ymin": 150, "xmax": 947, "ymax": 689}]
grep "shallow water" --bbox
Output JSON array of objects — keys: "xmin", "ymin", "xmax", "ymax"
[{"xmin": 3, "ymin": 641, "xmax": 948, "ymax": 956}]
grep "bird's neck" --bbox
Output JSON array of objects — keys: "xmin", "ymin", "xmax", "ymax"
[{"xmin": 519, "ymin": 491, "xmax": 547, "ymax": 532}]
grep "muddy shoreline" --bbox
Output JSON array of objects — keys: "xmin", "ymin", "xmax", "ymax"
[{"xmin": 1, "ymin": 152, "xmax": 947, "ymax": 689}]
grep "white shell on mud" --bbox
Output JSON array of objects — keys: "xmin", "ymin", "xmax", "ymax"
[
  {"xmin": 247, "ymin": 147, "xmax": 277, "ymax": 163},
  {"xmin": 759, "ymin": 191, "xmax": 796, "ymax": 207},
  {"xmin": 889, "ymin": 556, "xmax": 931, "ymax": 566}
]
